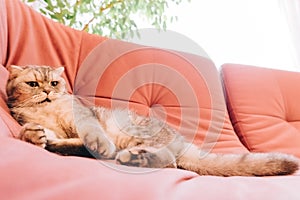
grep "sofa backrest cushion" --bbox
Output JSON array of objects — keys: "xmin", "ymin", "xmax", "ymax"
[
  {"xmin": 222, "ymin": 63, "xmax": 300, "ymax": 157},
  {"xmin": 74, "ymin": 39, "xmax": 248, "ymax": 153},
  {"xmin": 3, "ymin": 0, "xmax": 106, "ymax": 92}
]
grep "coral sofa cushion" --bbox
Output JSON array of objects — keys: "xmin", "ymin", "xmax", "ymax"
[
  {"xmin": 3, "ymin": 0, "xmax": 106, "ymax": 91},
  {"xmin": 222, "ymin": 63, "xmax": 300, "ymax": 158}
]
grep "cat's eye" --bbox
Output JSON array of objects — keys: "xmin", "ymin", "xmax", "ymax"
[
  {"xmin": 26, "ymin": 81, "xmax": 39, "ymax": 87},
  {"xmin": 51, "ymin": 81, "xmax": 59, "ymax": 87}
]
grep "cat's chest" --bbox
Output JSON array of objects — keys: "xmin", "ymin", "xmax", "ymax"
[
  {"xmin": 15, "ymin": 98, "xmax": 75, "ymax": 137},
  {"xmin": 27, "ymin": 102, "xmax": 72, "ymax": 121}
]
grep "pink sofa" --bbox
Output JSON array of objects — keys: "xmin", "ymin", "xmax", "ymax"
[{"xmin": 0, "ymin": 0, "xmax": 299, "ymax": 199}]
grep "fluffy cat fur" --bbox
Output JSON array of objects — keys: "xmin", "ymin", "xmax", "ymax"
[{"xmin": 6, "ymin": 65, "xmax": 299, "ymax": 176}]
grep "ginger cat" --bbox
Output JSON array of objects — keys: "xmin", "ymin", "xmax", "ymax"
[{"xmin": 6, "ymin": 65, "xmax": 299, "ymax": 176}]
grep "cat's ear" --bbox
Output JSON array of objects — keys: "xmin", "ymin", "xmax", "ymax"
[
  {"xmin": 54, "ymin": 67, "xmax": 64, "ymax": 76},
  {"xmin": 7, "ymin": 65, "xmax": 24, "ymax": 79}
]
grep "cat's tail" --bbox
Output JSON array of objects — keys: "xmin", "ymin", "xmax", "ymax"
[{"xmin": 177, "ymin": 144, "xmax": 299, "ymax": 176}]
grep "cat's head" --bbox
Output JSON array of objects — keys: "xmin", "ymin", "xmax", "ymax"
[{"xmin": 6, "ymin": 65, "xmax": 67, "ymax": 107}]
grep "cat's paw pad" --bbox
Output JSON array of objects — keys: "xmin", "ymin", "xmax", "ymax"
[
  {"xmin": 116, "ymin": 148, "xmax": 177, "ymax": 168},
  {"xmin": 84, "ymin": 133, "xmax": 116, "ymax": 159},
  {"xmin": 19, "ymin": 123, "xmax": 47, "ymax": 148},
  {"xmin": 116, "ymin": 149, "xmax": 150, "ymax": 167}
]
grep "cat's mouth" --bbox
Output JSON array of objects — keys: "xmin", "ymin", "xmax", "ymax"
[{"xmin": 39, "ymin": 98, "xmax": 52, "ymax": 104}]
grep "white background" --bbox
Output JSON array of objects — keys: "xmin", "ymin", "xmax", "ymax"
[{"xmin": 135, "ymin": 0, "xmax": 298, "ymax": 71}]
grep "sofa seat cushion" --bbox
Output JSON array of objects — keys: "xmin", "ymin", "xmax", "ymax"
[
  {"xmin": 1, "ymin": 135, "xmax": 300, "ymax": 200},
  {"xmin": 222, "ymin": 64, "xmax": 300, "ymax": 157}
]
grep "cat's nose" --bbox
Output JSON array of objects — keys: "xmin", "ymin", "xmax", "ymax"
[{"xmin": 43, "ymin": 90, "xmax": 50, "ymax": 95}]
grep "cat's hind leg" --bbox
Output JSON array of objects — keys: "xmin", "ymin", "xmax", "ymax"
[
  {"xmin": 46, "ymin": 138, "xmax": 94, "ymax": 158},
  {"xmin": 116, "ymin": 147, "xmax": 177, "ymax": 168}
]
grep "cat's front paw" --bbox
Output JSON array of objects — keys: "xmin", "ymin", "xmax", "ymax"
[
  {"xmin": 19, "ymin": 123, "xmax": 47, "ymax": 148},
  {"xmin": 115, "ymin": 135, "xmax": 143, "ymax": 150},
  {"xmin": 83, "ymin": 133, "xmax": 116, "ymax": 159}
]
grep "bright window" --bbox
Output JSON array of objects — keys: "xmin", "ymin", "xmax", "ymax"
[{"xmin": 135, "ymin": 0, "xmax": 298, "ymax": 71}]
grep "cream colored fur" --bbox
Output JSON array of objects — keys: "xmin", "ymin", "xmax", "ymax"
[{"xmin": 6, "ymin": 65, "xmax": 299, "ymax": 176}]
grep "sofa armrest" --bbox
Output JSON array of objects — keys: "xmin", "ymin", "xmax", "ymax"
[
  {"xmin": 0, "ymin": 64, "xmax": 21, "ymax": 137},
  {"xmin": 0, "ymin": 0, "xmax": 7, "ymax": 65}
]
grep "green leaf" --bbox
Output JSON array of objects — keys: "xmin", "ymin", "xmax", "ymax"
[{"xmin": 23, "ymin": 0, "xmax": 191, "ymax": 39}]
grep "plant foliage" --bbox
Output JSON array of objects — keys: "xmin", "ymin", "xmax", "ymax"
[{"xmin": 23, "ymin": 0, "xmax": 191, "ymax": 39}]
